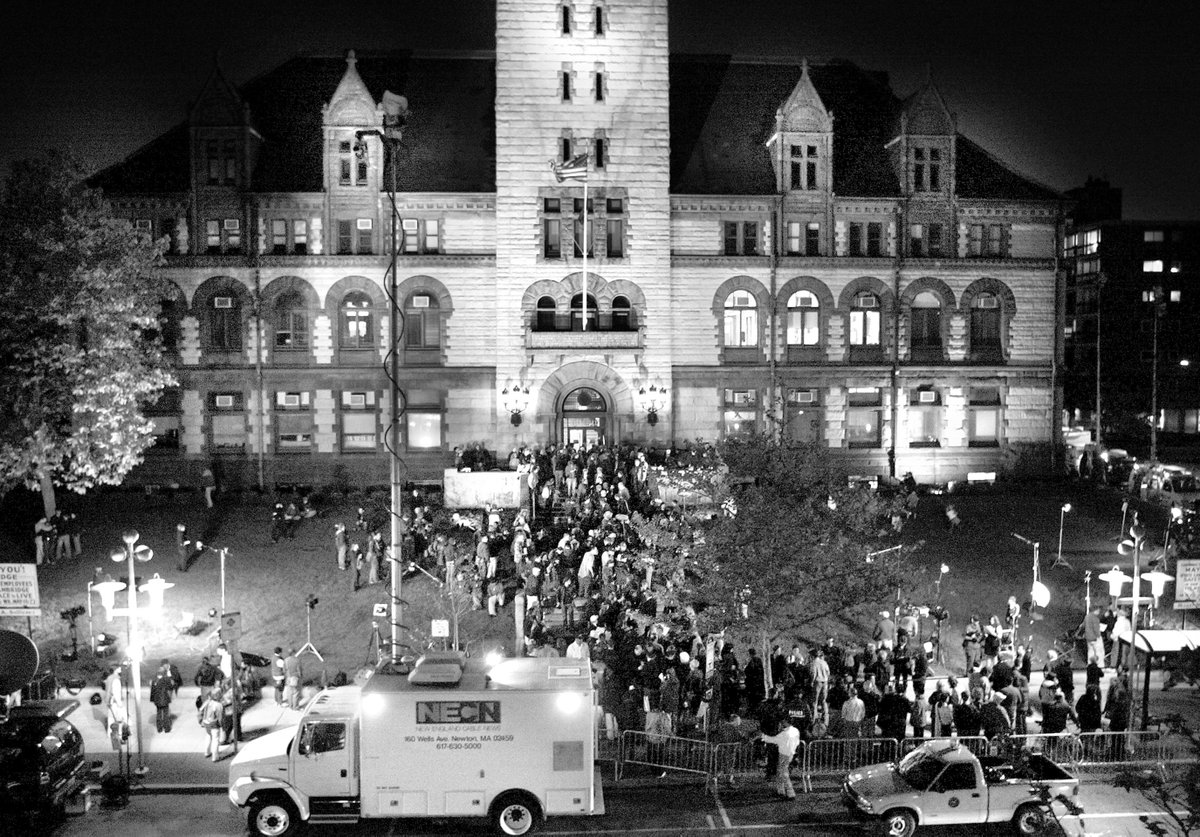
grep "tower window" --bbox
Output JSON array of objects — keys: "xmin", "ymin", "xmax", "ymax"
[
  {"xmin": 594, "ymin": 5, "xmax": 605, "ymax": 35},
  {"xmin": 913, "ymin": 147, "xmax": 942, "ymax": 192},
  {"xmin": 561, "ymin": 4, "xmax": 572, "ymax": 34},
  {"xmin": 788, "ymin": 144, "xmax": 819, "ymax": 190},
  {"xmin": 595, "ymin": 71, "xmax": 605, "ymax": 102}
]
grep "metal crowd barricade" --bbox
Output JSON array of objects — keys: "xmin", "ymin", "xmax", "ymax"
[
  {"xmin": 709, "ymin": 739, "xmax": 808, "ymax": 785},
  {"xmin": 616, "ymin": 729, "xmax": 714, "ymax": 781},
  {"xmin": 802, "ymin": 737, "xmax": 899, "ymax": 792},
  {"xmin": 1070, "ymin": 731, "xmax": 1167, "ymax": 772},
  {"xmin": 899, "ymin": 736, "xmax": 991, "ymax": 758}
]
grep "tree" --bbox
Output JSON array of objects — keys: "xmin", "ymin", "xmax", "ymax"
[
  {"xmin": 0, "ymin": 152, "xmax": 175, "ymax": 511},
  {"xmin": 663, "ymin": 436, "xmax": 917, "ymax": 638}
]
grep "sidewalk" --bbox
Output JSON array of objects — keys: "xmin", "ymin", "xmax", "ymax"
[{"xmin": 74, "ymin": 684, "xmax": 303, "ymax": 791}]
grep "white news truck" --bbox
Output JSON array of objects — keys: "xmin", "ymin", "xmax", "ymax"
[{"xmin": 229, "ymin": 653, "xmax": 604, "ymax": 836}]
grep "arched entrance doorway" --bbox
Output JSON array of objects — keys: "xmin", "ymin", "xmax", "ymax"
[{"xmin": 561, "ymin": 387, "xmax": 608, "ymax": 447}]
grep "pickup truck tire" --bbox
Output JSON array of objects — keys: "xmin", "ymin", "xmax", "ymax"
[
  {"xmin": 1012, "ymin": 803, "xmax": 1047, "ymax": 835},
  {"xmin": 490, "ymin": 791, "xmax": 542, "ymax": 836},
  {"xmin": 882, "ymin": 808, "xmax": 917, "ymax": 837},
  {"xmin": 249, "ymin": 795, "xmax": 299, "ymax": 837}
]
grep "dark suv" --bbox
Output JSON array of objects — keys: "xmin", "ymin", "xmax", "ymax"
[{"xmin": 0, "ymin": 700, "xmax": 86, "ymax": 821}]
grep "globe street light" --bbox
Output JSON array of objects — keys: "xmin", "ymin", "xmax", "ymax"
[
  {"xmin": 1117, "ymin": 523, "xmax": 1147, "ymax": 729},
  {"xmin": 108, "ymin": 529, "xmax": 156, "ymax": 776}
]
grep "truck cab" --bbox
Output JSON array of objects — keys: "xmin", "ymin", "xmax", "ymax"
[{"xmin": 843, "ymin": 740, "xmax": 1078, "ymax": 837}]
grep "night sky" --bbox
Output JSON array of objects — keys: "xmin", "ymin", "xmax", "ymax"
[{"xmin": 1, "ymin": 0, "xmax": 1194, "ymax": 219}]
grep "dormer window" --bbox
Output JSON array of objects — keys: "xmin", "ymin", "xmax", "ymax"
[
  {"xmin": 913, "ymin": 146, "xmax": 941, "ymax": 192},
  {"xmin": 789, "ymin": 144, "xmax": 819, "ymax": 191}
]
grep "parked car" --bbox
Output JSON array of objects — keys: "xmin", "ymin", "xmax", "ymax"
[
  {"xmin": 843, "ymin": 739, "xmax": 1078, "ymax": 837},
  {"xmin": 1139, "ymin": 464, "xmax": 1200, "ymax": 509},
  {"xmin": 0, "ymin": 699, "xmax": 86, "ymax": 823}
]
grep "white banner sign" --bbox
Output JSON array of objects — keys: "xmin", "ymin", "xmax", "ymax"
[
  {"xmin": 1175, "ymin": 559, "xmax": 1200, "ymax": 610},
  {"xmin": 430, "ymin": 619, "xmax": 450, "ymax": 638},
  {"xmin": 0, "ymin": 563, "xmax": 41, "ymax": 617}
]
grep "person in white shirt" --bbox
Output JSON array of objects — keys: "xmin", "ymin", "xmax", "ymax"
[
  {"xmin": 759, "ymin": 718, "xmax": 800, "ymax": 799},
  {"xmin": 565, "ymin": 635, "xmax": 589, "ymax": 660},
  {"xmin": 841, "ymin": 686, "xmax": 866, "ymax": 738}
]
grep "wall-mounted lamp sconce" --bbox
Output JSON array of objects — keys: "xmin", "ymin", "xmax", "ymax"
[
  {"xmin": 501, "ymin": 385, "xmax": 530, "ymax": 426},
  {"xmin": 639, "ymin": 385, "xmax": 666, "ymax": 425}
]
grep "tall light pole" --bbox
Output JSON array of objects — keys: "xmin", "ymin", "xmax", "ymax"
[
  {"xmin": 356, "ymin": 90, "xmax": 409, "ymax": 663},
  {"xmin": 1054, "ymin": 503, "xmax": 1072, "ymax": 569},
  {"xmin": 1117, "ymin": 522, "xmax": 1148, "ymax": 729},
  {"xmin": 1144, "ymin": 286, "xmax": 1179, "ymax": 463},
  {"xmin": 110, "ymin": 529, "xmax": 154, "ymax": 776}
]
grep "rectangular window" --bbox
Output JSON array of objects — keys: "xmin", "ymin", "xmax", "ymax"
[
  {"xmin": 206, "ymin": 220, "xmax": 221, "ymax": 254},
  {"xmin": 210, "ymin": 413, "xmax": 245, "ymax": 450},
  {"xmin": 276, "ymin": 412, "xmax": 314, "ymax": 451},
  {"xmin": 928, "ymin": 223, "xmax": 944, "ymax": 257},
  {"xmin": 545, "ymin": 198, "xmax": 561, "ymax": 214},
  {"xmin": 846, "ymin": 387, "xmax": 883, "ymax": 449},
  {"xmin": 968, "ymin": 387, "xmax": 1001, "ymax": 447},
  {"xmin": 908, "ymin": 389, "xmax": 942, "ymax": 448},
  {"xmin": 356, "ymin": 218, "xmax": 372, "ymax": 254},
  {"xmin": 407, "ymin": 412, "xmax": 442, "ymax": 449},
  {"xmin": 224, "ymin": 218, "xmax": 241, "ymax": 251},
  {"xmin": 594, "ymin": 5, "xmax": 604, "ymax": 34},
  {"xmin": 402, "ymin": 219, "xmax": 420, "ymax": 254},
  {"xmin": 562, "ymin": 71, "xmax": 572, "ymax": 101},
  {"xmin": 272, "ymin": 220, "xmax": 288, "ymax": 255},
  {"xmin": 340, "ymin": 158, "xmax": 352, "ymax": 186},
  {"xmin": 805, "ymin": 222, "xmax": 820, "ymax": 256},
  {"xmin": 968, "ymin": 224, "xmax": 1008, "ymax": 257},
  {"xmin": 787, "ymin": 222, "xmax": 802, "ymax": 255},
  {"xmin": 849, "ymin": 223, "xmax": 863, "ymax": 256},
  {"xmin": 866, "ymin": 222, "xmax": 882, "ymax": 256},
  {"xmin": 561, "ymin": 138, "xmax": 572, "ymax": 163},
  {"xmin": 605, "ymin": 198, "xmax": 623, "ymax": 214},
  {"xmin": 788, "ymin": 144, "xmax": 819, "ymax": 190},
  {"xmin": 356, "ymin": 159, "xmax": 368, "ymax": 185},
  {"xmin": 293, "ymin": 220, "xmax": 308, "ymax": 255},
  {"xmin": 723, "ymin": 221, "xmax": 758, "ymax": 256},
  {"xmin": 338, "ymin": 220, "xmax": 353, "ymax": 255},
  {"xmin": 1144, "ymin": 230, "xmax": 1164, "ymax": 243},
  {"xmin": 424, "ymin": 219, "xmax": 440, "ymax": 253},
  {"xmin": 910, "ymin": 224, "xmax": 924, "ymax": 257},
  {"xmin": 595, "ymin": 72, "xmax": 604, "ymax": 102},
  {"xmin": 722, "ymin": 389, "xmax": 758, "ymax": 438},
  {"xmin": 606, "ymin": 219, "xmax": 624, "ymax": 258},
  {"xmin": 1143, "ymin": 260, "xmax": 1164, "ymax": 273},
  {"xmin": 341, "ymin": 411, "xmax": 377, "ymax": 450},
  {"xmin": 206, "ymin": 140, "xmax": 220, "ymax": 184},
  {"xmin": 561, "ymin": 4, "xmax": 572, "ymax": 33},
  {"xmin": 594, "ymin": 137, "xmax": 606, "ymax": 169},
  {"xmin": 785, "ymin": 389, "xmax": 822, "ymax": 444},
  {"xmin": 544, "ymin": 219, "xmax": 562, "ymax": 258},
  {"xmin": 223, "ymin": 140, "xmax": 237, "ymax": 185},
  {"xmin": 572, "ymin": 217, "xmax": 594, "ymax": 258}
]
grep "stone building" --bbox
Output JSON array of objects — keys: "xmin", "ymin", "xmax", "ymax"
[{"xmin": 91, "ymin": 0, "xmax": 1064, "ymax": 489}]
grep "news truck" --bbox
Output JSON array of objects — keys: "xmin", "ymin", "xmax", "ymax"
[{"xmin": 229, "ymin": 653, "xmax": 604, "ymax": 836}]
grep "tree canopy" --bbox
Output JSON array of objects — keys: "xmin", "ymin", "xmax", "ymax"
[
  {"xmin": 0, "ymin": 152, "xmax": 175, "ymax": 497},
  {"xmin": 645, "ymin": 436, "xmax": 918, "ymax": 639}
]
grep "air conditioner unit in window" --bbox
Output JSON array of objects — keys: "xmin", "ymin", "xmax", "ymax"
[
  {"xmin": 793, "ymin": 391, "xmax": 815, "ymax": 404},
  {"xmin": 356, "ymin": 218, "xmax": 373, "ymax": 230},
  {"xmin": 213, "ymin": 296, "xmax": 233, "ymax": 309},
  {"xmin": 281, "ymin": 394, "xmax": 300, "ymax": 408},
  {"xmin": 860, "ymin": 294, "xmax": 879, "ymax": 308},
  {"xmin": 348, "ymin": 393, "xmax": 366, "ymax": 407},
  {"xmin": 223, "ymin": 219, "xmax": 240, "ymax": 231},
  {"xmin": 214, "ymin": 395, "xmax": 235, "ymax": 409},
  {"xmin": 977, "ymin": 296, "xmax": 998, "ymax": 309},
  {"xmin": 919, "ymin": 391, "xmax": 937, "ymax": 404},
  {"xmin": 412, "ymin": 295, "xmax": 430, "ymax": 308}
]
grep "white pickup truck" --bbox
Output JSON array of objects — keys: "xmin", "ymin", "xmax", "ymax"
[{"xmin": 842, "ymin": 739, "xmax": 1079, "ymax": 837}]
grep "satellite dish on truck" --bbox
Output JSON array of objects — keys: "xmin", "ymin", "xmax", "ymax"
[{"xmin": 0, "ymin": 629, "xmax": 39, "ymax": 695}]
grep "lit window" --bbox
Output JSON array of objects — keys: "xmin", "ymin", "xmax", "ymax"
[
  {"xmin": 341, "ymin": 391, "xmax": 377, "ymax": 451},
  {"xmin": 908, "ymin": 388, "xmax": 941, "ymax": 448},
  {"xmin": 786, "ymin": 290, "xmax": 820, "ymax": 346},
  {"xmin": 272, "ymin": 220, "xmax": 288, "ymax": 255},
  {"xmin": 968, "ymin": 387, "xmax": 1002, "ymax": 447},
  {"xmin": 849, "ymin": 292, "xmax": 881, "ymax": 346},
  {"xmin": 1143, "ymin": 260, "xmax": 1164, "ymax": 273},
  {"xmin": 292, "ymin": 220, "xmax": 308, "ymax": 255},
  {"xmin": 785, "ymin": 389, "xmax": 822, "ymax": 443},
  {"xmin": 1143, "ymin": 230, "xmax": 1164, "ymax": 243},
  {"xmin": 722, "ymin": 389, "xmax": 758, "ymax": 438},
  {"xmin": 340, "ymin": 292, "xmax": 374, "ymax": 349},
  {"xmin": 407, "ymin": 412, "xmax": 442, "ymax": 449},
  {"xmin": 274, "ymin": 290, "xmax": 308, "ymax": 349},
  {"xmin": 846, "ymin": 387, "xmax": 882, "ymax": 449},
  {"xmin": 723, "ymin": 290, "xmax": 758, "ymax": 347}
]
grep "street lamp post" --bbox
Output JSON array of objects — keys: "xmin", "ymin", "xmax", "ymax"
[
  {"xmin": 1144, "ymin": 286, "xmax": 1180, "ymax": 463},
  {"xmin": 1117, "ymin": 522, "xmax": 1148, "ymax": 729},
  {"xmin": 109, "ymin": 529, "xmax": 155, "ymax": 776}
]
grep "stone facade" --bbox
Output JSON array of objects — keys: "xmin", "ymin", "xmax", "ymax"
[{"xmin": 93, "ymin": 0, "xmax": 1062, "ymax": 490}]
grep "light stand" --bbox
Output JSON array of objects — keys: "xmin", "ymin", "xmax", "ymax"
[
  {"xmin": 1013, "ymin": 532, "xmax": 1048, "ymax": 657},
  {"xmin": 108, "ymin": 529, "xmax": 155, "ymax": 779},
  {"xmin": 1117, "ymin": 523, "xmax": 1147, "ymax": 729},
  {"xmin": 297, "ymin": 595, "xmax": 323, "ymax": 661},
  {"xmin": 1053, "ymin": 503, "xmax": 1073, "ymax": 569},
  {"xmin": 356, "ymin": 90, "xmax": 409, "ymax": 665},
  {"xmin": 1084, "ymin": 570, "xmax": 1092, "ymax": 614}
]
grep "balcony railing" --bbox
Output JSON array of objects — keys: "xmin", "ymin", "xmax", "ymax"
[{"xmin": 527, "ymin": 312, "xmax": 642, "ymax": 349}]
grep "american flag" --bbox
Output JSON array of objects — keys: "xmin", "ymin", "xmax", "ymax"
[{"xmin": 550, "ymin": 153, "xmax": 589, "ymax": 182}]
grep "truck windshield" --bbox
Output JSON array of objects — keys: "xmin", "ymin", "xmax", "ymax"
[{"xmin": 897, "ymin": 749, "xmax": 945, "ymax": 791}]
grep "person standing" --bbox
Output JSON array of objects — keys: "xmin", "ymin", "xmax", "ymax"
[
  {"xmin": 334, "ymin": 523, "xmax": 348, "ymax": 570},
  {"xmin": 283, "ymin": 649, "xmax": 303, "ymax": 710},
  {"xmin": 366, "ymin": 531, "xmax": 382, "ymax": 586},
  {"xmin": 979, "ymin": 692, "xmax": 1011, "ymax": 741},
  {"xmin": 840, "ymin": 686, "xmax": 865, "ymax": 738},
  {"xmin": 877, "ymin": 682, "xmax": 911, "ymax": 742},
  {"xmin": 1081, "ymin": 606, "xmax": 1105, "ymax": 667},
  {"xmin": 202, "ymin": 467, "xmax": 217, "ymax": 508},
  {"xmin": 962, "ymin": 615, "xmax": 983, "ymax": 671},
  {"xmin": 810, "ymin": 649, "xmax": 830, "ymax": 723},
  {"xmin": 34, "ymin": 515, "xmax": 55, "ymax": 565},
  {"xmin": 198, "ymin": 687, "xmax": 223, "ymax": 761},
  {"xmin": 759, "ymin": 718, "xmax": 800, "ymax": 799},
  {"xmin": 150, "ymin": 660, "xmax": 174, "ymax": 733},
  {"xmin": 351, "ymin": 544, "xmax": 364, "ymax": 592},
  {"xmin": 271, "ymin": 647, "xmax": 287, "ymax": 706},
  {"xmin": 1076, "ymin": 683, "xmax": 1103, "ymax": 733},
  {"xmin": 175, "ymin": 523, "xmax": 192, "ymax": 573},
  {"xmin": 105, "ymin": 664, "xmax": 127, "ymax": 751}
]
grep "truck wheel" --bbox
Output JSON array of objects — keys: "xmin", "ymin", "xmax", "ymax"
[
  {"xmin": 882, "ymin": 808, "xmax": 917, "ymax": 837},
  {"xmin": 490, "ymin": 791, "xmax": 542, "ymax": 836},
  {"xmin": 1012, "ymin": 803, "xmax": 1046, "ymax": 835},
  {"xmin": 249, "ymin": 796, "xmax": 299, "ymax": 837}
]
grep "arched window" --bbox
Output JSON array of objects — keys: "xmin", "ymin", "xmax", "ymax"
[
  {"xmin": 848, "ymin": 291, "xmax": 881, "ymax": 346},
  {"xmin": 340, "ymin": 292, "xmax": 374, "ymax": 349},
  {"xmin": 570, "ymin": 293, "xmax": 598, "ymax": 331},
  {"xmin": 274, "ymin": 290, "xmax": 309, "ymax": 349},
  {"xmin": 404, "ymin": 292, "xmax": 440, "ymax": 349},
  {"xmin": 909, "ymin": 291, "xmax": 942, "ymax": 360},
  {"xmin": 786, "ymin": 290, "xmax": 820, "ymax": 346},
  {"xmin": 207, "ymin": 293, "xmax": 242, "ymax": 350},
  {"xmin": 723, "ymin": 290, "xmax": 758, "ymax": 347},
  {"xmin": 611, "ymin": 295, "xmax": 631, "ymax": 331},
  {"xmin": 971, "ymin": 292, "xmax": 1002, "ymax": 361},
  {"xmin": 536, "ymin": 296, "xmax": 557, "ymax": 331}
]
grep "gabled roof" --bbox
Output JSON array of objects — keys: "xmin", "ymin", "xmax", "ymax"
[
  {"xmin": 189, "ymin": 61, "xmax": 248, "ymax": 127},
  {"xmin": 896, "ymin": 76, "xmax": 955, "ymax": 137},
  {"xmin": 89, "ymin": 50, "xmax": 1058, "ymax": 203}
]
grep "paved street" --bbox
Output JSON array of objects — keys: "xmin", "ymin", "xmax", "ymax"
[{"xmin": 55, "ymin": 779, "xmax": 1194, "ymax": 837}]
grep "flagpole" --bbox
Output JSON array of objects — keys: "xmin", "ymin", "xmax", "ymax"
[{"xmin": 582, "ymin": 162, "xmax": 589, "ymax": 332}]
